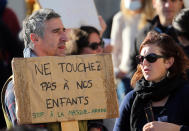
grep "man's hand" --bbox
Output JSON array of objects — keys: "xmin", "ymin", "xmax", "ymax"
[{"xmin": 143, "ymin": 121, "xmax": 181, "ymax": 131}]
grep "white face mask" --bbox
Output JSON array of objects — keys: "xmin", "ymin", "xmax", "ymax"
[
  {"xmin": 124, "ymin": 0, "xmax": 142, "ymax": 11},
  {"xmin": 183, "ymin": 0, "xmax": 189, "ymax": 8}
]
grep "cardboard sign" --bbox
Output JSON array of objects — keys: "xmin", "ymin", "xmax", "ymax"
[
  {"xmin": 12, "ymin": 54, "xmax": 119, "ymax": 124},
  {"xmin": 37, "ymin": 0, "xmax": 101, "ymax": 30}
]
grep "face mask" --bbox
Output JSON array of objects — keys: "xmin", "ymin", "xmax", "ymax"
[
  {"xmin": 183, "ymin": 0, "xmax": 189, "ymax": 8},
  {"xmin": 124, "ymin": 0, "xmax": 142, "ymax": 11}
]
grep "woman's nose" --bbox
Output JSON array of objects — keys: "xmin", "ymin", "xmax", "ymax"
[{"xmin": 142, "ymin": 58, "xmax": 150, "ymax": 66}]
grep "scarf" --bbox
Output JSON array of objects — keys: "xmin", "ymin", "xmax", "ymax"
[{"xmin": 130, "ymin": 76, "xmax": 185, "ymax": 131}]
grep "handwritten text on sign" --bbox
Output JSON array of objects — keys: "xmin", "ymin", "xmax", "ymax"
[{"xmin": 12, "ymin": 54, "xmax": 118, "ymax": 124}]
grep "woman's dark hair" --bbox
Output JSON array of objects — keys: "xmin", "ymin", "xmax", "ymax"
[
  {"xmin": 69, "ymin": 26, "xmax": 101, "ymax": 55},
  {"xmin": 131, "ymin": 31, "xmax": 189, "ymax": 87},
  {"xmin": 68, "ymin": 26, "xmax": 101, "ymax": 55},
  {"xmin": 173, "ymin": 8, "xmax": 189, "ymax": 41},
  {"xmin": 67, "ymin": 28, "xmax": 89, "ymax": 55},
  {"xmin": 80, "ymin": 26, "xmax": 100, "ymax": 36}
]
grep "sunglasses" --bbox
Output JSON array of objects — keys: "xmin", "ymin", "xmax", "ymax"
[
  {"xmin": 88, "ymin": 40, "xmax": 104, "ymax": 50},
  {"xmin": 136, "ymin": 53, "xmax": 166, "ymax": 64}
]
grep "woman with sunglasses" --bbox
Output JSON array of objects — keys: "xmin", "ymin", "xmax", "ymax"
[
  {"xmin": 113, "ymin": 31, "xmax": 189, "ymax": 131},
  {"xmin": 66, "ymin": 27, "xmax": 104, "ymax": 55},
  {"xmin": 79, "ymin": 26, "xmax": 104, "ymax": 54}
]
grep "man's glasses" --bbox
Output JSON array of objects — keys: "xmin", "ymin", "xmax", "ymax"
[
  {"xmin": 88, "ymin": 40, "xmax": 104, "ymax": 50},
  {"xmin": 136, "ymin": 53, "xmax": 166, "ymax": 64}
]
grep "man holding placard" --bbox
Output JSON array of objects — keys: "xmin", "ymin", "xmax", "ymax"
[
  {"xmin": 2, "ymin": 8, "xmax": 119, "ymax": 131},
  {"xmin": 3, "ymin": 8, "xmax": 68, "ymax": 130}
]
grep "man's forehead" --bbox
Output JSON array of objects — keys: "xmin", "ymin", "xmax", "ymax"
[{"xmin": 44, "ymin": 18, "xmax": 64, "ymax": 29}]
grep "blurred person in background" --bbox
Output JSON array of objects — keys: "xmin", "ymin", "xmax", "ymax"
[
  {"xmin": 172, "ymin": 8, "xmax": 189, "ymax": 79},
  {"xmin": 111, "ymin": 0, "xmax": 155, "ymax": 79},
  {"xmin": 0, "ymin": 0, "xmax": 21, "ymax": 37},
  {"xmin": 0, "ymin": 0, "xmax": 23, "ymax": 129},
  {"xmin": 0, "ymin": 20, "xmax": 23, "ymax": 130},
  {"xmin": 110, "ymin": 0, "xmax": 155, "ymax": 104},
  {"xmin": 173, "ymin": 8, "xmax": 189, "ymax": 58}
]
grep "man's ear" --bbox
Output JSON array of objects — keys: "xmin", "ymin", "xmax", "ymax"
[
  {"xmin": 165, "ymin": 57, "xmax": 174, "ymax": 69},
  {"xmin": 30, "ymin": 33, "xmax": 39, "ymax": 44}
]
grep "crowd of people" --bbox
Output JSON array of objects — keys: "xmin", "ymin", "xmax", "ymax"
[{"xmin": 1, "ymin": 0, "xmax": 189, "ymax": 131}]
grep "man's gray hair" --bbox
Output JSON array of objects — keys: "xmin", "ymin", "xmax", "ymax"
[{"xmin": 23, "ymin": 8, "xmax": 60, "ymax": 49}]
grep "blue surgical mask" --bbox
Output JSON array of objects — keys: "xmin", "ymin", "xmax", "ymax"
[{"xmin": 124, "ymin": 0, "xmax": 142, "ymax": 11}]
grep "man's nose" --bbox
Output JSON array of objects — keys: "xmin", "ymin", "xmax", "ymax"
[{"xmin": 60, "ymin": 31, "xmax": 68, "ymax": 42}]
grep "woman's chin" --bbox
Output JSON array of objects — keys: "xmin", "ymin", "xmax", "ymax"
[
  {"xmin": 144, "ymin": 75, "xmax": 153, "ymax": 81},
  {"xmin": 144, "ymin": 75, "xmax": 165, "ymax": 83}
]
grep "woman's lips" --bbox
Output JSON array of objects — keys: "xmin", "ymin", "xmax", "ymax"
[{"xmin": 144, "ymin": 68, "xmax": 150, "ymax": 73}]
